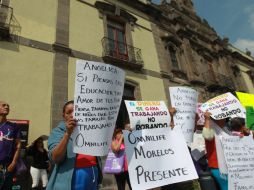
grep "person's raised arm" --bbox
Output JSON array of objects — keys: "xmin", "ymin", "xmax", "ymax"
[
  {"xmin": 202, "ymin": 111, "xmax": 214, "ymax": 140},
  {"xmin": 169, "ymin": 107, "xmax": 176, "ymax": 129},
  {"xmin": 203, "ymin": 111, "xmax": 211, "ymax": 129},
  {"xmin": 51, "ymin": 117, "xmax": 76, "ymax": 164}
]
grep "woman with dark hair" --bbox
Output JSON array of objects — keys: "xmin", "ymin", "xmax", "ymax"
[
  {"xmin": 46, "ymin": 100, "xmax": 102, "ymax": 190},
  {"xmin": 111, "ymin": 126, "xmax": 132, "ymax": 190},
  {"xmin": 27, "ymin": 137, "xmax": 49, "ymax": 190}
]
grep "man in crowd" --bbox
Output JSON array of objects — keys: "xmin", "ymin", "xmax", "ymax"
[{"xmin": 0, "ymin": 101, "xmax": 21, "ymax": 190}]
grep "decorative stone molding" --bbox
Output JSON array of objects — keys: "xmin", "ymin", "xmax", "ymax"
[{"xmin": 95, "ymin": 1, "xmax": 137, "ymax": 23}]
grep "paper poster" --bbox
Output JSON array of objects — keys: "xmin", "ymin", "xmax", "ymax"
[
  {"xmin": 201, "ymin": 92, "xmax": 246, "ymax": 120},
  {"xmin": 236, "ymin": 92, "xmax": 254, "ymax": 107},
  {"xmin": 169, "ymin": 87, "xmax": 198, "ymax": 143},
  {"xmin": 72, "ymin": 60, "xmax": 125, "ymax": 156},
  {"xmin": 246, "ymin": 107, "xmax": 254, "ymax": 130},
  {"xmin": 222, "ymin": 136, "xmax": 254, "ymax": 190},
  {"xmin": 236, "ymin": 92, "xmax": 254, "ymax": 129},
  {"xmin": 123, "ymin": 128, "xmax": 198, "ymax": 190},
  {"xmin": 125, "ymin": 101, "xmax": 170, "ymax": 130}
]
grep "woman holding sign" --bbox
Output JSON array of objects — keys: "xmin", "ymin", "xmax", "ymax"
[
  {"xmin": 202, "ymin": 112, "xmax": 249, "ymax": 190},
  {"xmin": 46, "ymin": 101, "xmax": 102, "ymax": 190},
  {"xmin": 111, "ymin": 125, "xmax": 132, "ymax": 190}
]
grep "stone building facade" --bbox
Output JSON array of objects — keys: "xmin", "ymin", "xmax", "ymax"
[
  {"xmin": 0, "ymin": 0, "xmax": 254, "ymax": 189},
  {"xmin": 150, "ymin": 0, "xmax": 254, "ymax": 102}
]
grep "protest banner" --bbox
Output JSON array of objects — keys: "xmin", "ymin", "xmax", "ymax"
[
  {"xmin": 236, "ymin": 92, "xmax": 254, "ymax": 107},
  {"xmin": 169, "ymin": 86, "xmax": 198, "ymax": 143},
  {"xmin": 200, "ymin": 92, "xmax": 246, "ymax": 120},
  {"xmin": 125, "ymin": 101, "xmax": 170, "ymax": 130},
  {"xmin": 72, "ymin": 60, "xmax": 125, "ymax": 156},
  {"xmin": 236, "ymin": 92, "xmax": 254, "ymax": 130},
  {"xmin": 222, "ymin": 136, "xmax": 254, "ymax": 190},
  {"xmin": 123, "ymin": 128, "xmax": 198, "ymax": 190},
  {"xmin": 196, "ymin": 103, "xmax": 205, "ymax": 126},
  {"xmin": 245, "ymin": 107, "xmax": 254, "ymax": 130}
]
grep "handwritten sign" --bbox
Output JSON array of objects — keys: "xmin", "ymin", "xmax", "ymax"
[
  {"xmin": 125, "ymin": 101, "xmax": 170, "ymax": 130},
  {"xmin": 72, "ymin": 60, "xmax": 125, "ymax": 156},
  {"xmin": 169, "ymin": 87, "xmax": 198, "ymax": 143},
  {"xmin": 222, "ymin": 136, "xmax": 254, "ymax": 190},
  {"xmin": 201, "ymin": 92, "xmax": 246, "ymax": 120},
  {"xmin": 123, "ymin": 128, "xmax": 198, "ymax": 190}
]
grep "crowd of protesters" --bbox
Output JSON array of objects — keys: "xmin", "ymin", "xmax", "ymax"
[{"xmin": 0, "ymin": 98, "xmax": 253, "ymax": 190}]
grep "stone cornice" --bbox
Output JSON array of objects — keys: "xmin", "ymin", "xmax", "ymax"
[
  {"xmin": 117, "ymin": 0, "xmax": 162, "ymax": 19},
  {"xmin": 232, "ymin": 51, "xmax": 254, "ymax": 66},
  {"xmin": 95, "ymin": 1, "xmax": 138, "ymax": 23}
]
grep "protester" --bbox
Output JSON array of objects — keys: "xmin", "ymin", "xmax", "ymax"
[
  {"xmin": 202, "ymin": 112, "xmax": 249, "ymax": 190},
  {"xmin": 0, "ymin": 101, "xmax": 21, "ymax": 190},
  {"xmin": 27, "ymin": 137, "xmax": 50, "ymax": 190},
  {"xmin": 111, "ymin": 125, "xmax": 132, "ymax": 190},
  {"xmin": 46, "ymin": 100, "xmax": 102, "ymax": 190}
]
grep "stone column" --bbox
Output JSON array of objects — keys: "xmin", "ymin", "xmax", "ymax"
[{"xmin": 51, "ymin": 0, "xmax": 70, "ymax": 128}]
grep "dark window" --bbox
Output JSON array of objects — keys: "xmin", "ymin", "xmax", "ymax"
[
  {"xmin": 107, "ymin": 20, "xmax": 128, "ymax": 60},
  {"xmin": 116, "ymin": 84, "xmax": 135, "ymax": 129},
  {"xmin": 168, "ymin": 46, "xmax": 179, "ymax": 69}
]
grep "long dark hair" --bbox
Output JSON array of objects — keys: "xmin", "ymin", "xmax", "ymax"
[
  {"xmin": 63, "ymin": 100, "xmax": 74, "ymax": 113},
  {"xmin": 32, "ymin": 137, "xmax": 44, "ymax": 150}
]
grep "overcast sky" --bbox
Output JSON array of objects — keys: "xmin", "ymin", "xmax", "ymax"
[{"xmin": 151, "ymin": 0, "xmax": 254, "ymax": 55}]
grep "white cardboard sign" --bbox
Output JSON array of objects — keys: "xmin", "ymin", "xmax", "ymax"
[
  {"xmin": 125, "ymin": 101, "xmax": 170, "ymax": 130},
  {"xmin": 222, "ymin": 136, "xmax": 254, "ymax": 190},
  {"xmin": 72, "ymin": 60, "xmax": 125, "ymax": 156},
  {"xmin": 200, "ymin": 92, "xmax": 246, "ymax": 120},
  {"xmin": 169, "ymin": 87, "xmax": 198, "ymax": 143},
  {"xmin": 123, "ymin": 128, "xmax": 198, "ymax": 190}
]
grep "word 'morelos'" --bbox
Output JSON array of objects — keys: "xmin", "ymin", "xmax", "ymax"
[
  {"xmin": 134, "ymin": 146, "xmax": 174, "ymax": 159},
  {"xmin": 135, "ymin": 166, "xmax": 188, "ymax": 184}
]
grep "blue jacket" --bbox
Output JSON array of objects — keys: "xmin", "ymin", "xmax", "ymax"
[{"xmin": 46, "ymin": 121, "xmax": 76, "ymax": 190}]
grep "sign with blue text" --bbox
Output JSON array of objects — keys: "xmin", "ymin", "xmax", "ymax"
[
  {"xmin": 222, "ymin": 136, "xmax": 254, "ymax": 190},
  {"xmin": 72, "ymin": 60, "xmax": 125, "ymax": 156},
  {"xmin": 201, "ymin": 92, "xmax": 246, "ymax": 120},
  {"xmin": 123, "ymin": 128, "xmax": 198, "ymax": 190},
  {"xmin": 169, "ymin": 86, "xmax": 198, "ymax": 143},
  {"xmin": 125, "ymin": 101, "xmax": 170, "ymax": 130}
]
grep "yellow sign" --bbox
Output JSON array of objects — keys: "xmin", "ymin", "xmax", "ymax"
[{"xmin": 236, "ymin": 92, "xmax": 254, "ymax": 107}]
